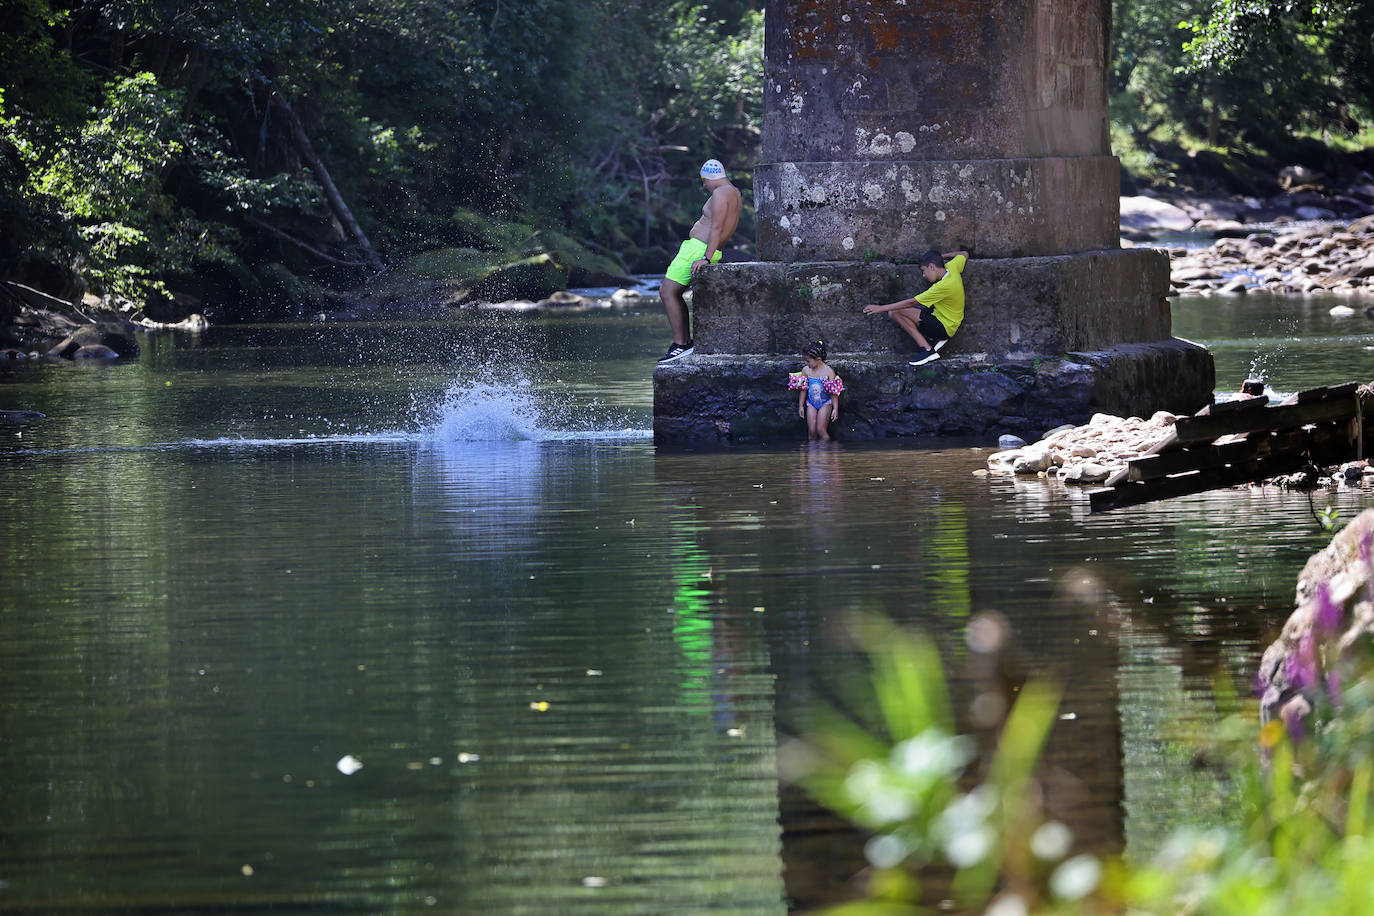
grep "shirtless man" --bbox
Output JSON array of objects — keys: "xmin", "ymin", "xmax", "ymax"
[{"xmin": 657, "ymin": 158, "xmax": 742, "ymax": 362}]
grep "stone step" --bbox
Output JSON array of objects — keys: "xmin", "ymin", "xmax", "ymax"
[
  {"xmin": 690, "ymin": 249, "xmax": 1171, "ymax": 361},
  {"xmin": 652, "ymin": 339, "xmax": 1214, "ymax": 444}
]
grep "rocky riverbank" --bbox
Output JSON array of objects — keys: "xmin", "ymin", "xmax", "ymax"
[
  {"xmin": 1167, "ymin": 214, "xmax": 1374, "ymax": 297},
  {"xmin": 1120, "ymin": 167, "xmax": 1374, "ymax": 297},
  {"xmin": 985, "ymin": 412, "xmax": 1181, "ymax": 484},
  {"xmin": 985, "ymin": 404, "xmax": 1374, "ymax": 490},
  {"xmin": 1258, "ymin": 507, "xmax": 1374, "ymax": 733},
  {"xmin": 0, "ymin": 283, "xmax": 141, "ymax": 361}
]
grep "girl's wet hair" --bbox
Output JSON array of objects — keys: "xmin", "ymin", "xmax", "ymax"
[{"xmin": 801, "ymin": 340, "xmax": 826, "ymax": 360}]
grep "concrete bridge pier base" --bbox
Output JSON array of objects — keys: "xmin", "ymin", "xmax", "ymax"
[{"xmin": 652, "ymin": 253, "xmax": 1214, "ymax": 444}]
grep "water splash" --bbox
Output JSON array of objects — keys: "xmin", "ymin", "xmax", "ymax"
[
  {"xmin": 1247, "ymin": 356, "xmax": 1277, "ymax": 390},
  {"xmin": 420, "ymin": 374, "xmax": 649, "ymax": 443},
  {"xmin": 1214, "ymin": 371, "xmax": 1290, "ymax": 405},
  {"xmin": 426, "ymin": 377, "xmax": 546, "ymax": 442}
]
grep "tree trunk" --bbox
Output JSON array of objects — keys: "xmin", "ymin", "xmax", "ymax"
[
  {"xmin": 181, "ymin": 50, "xmax": 209, "ymax": 114},
  {"xmin": 246, "ymin": 217, "xmax": 367, "ymax": 268},
  {"xmin": 108, "ymin": 29, "xmax": 124, "ymax": 71},
  {"xmin": 270, "ymin": 91, "xmax": 383, "ymax": 272},
  {"xmin": 1207, "ymin": 86, "xmax": 1221, "ymax": 148},
  {"xmin": 148, "ymin": 37, "xmax": 172, "ymax": 82},
  {"xmin": 638, "ymin": 156, "xmax": 651, "ymax": 248}
]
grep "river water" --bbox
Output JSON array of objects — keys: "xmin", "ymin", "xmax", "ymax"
[{"xmin": 1, "ymin": 292, "xmax": 1371, "ymax": 913}]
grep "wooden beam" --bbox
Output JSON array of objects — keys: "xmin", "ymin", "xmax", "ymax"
[
  {"xmin": 1298, "ymin": 382, "xmax": 1360, "ymax": 404},
  {"xmin": 1088, "ymin": 382, "xmax": 1369, "ymax": 511},
  {"xmin": 1173, "ymin": 397, "xmax": 1358, "ymax": 445},
  {"xmin": 1201, "ymin": 394, "xmax": 1268, "ymax": 413},
  {"xmin": 1089, "ymin": 452, "xmax": 1312, "ymax": 512},
  {"xmin": 1126, "ymin": 429, "xmax": 1308, "ymax": 481}
]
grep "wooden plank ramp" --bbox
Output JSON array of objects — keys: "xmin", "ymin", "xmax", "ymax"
[{"xmin": 1089, "ymin": 383, "xmax": 1367, "ymax": 512}]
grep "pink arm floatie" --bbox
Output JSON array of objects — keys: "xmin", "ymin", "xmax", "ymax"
[
  {"xmin": 787, "ymin": 372, "xmax": 808, "ymax": 390},
  {"xmin": 823, "ymin": 376, "xmax": 844, "ymax": 396}
]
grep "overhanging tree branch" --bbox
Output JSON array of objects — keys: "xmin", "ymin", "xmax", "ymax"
[
  {"xmin": 246, "ymin": 217, "xmax": 368, "ymax": 268},
  {"xmin": 268, "ymin": 87, "xmax": 383, "ymax": 273}
]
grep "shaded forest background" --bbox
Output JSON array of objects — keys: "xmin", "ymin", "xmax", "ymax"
[{"xmin": 1, "ymin": 0, "xmax": 1372, "ymax": 322}]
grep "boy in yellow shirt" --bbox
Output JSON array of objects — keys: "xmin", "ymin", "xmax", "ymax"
[{"xmin": 862, "ymin": 249, "xmax": 969, "ymax": 366}]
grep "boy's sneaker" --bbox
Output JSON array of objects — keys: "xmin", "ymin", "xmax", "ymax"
[
  {"xmin": 932, "ymin": 338, "xmax": 948, "ymax": 351},
  {"xmin": 908, "ymin": 348, "xmax": 940, "ymax": 366},
  {"xmin": 658, "ymin": 340, "xmax": 695, "ymax": 362}
]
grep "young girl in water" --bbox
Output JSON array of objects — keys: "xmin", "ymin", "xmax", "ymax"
[{"xmin": 788, "ymin": 340, "xmax": 843, "ymax": 441}]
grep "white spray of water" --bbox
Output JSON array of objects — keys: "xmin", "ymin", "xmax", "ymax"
[
  {"xmin": 420, "ymin": 374, "xmax": 649, "ymax": 443},
  {"xmin": 427, "ymin": 377, "xmax": 545, "ymax": 441}
]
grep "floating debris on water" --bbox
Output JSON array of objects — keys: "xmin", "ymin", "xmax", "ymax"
[{"xmin": 336, "ymin": 755, "xmax": 364, "ymax": 775}]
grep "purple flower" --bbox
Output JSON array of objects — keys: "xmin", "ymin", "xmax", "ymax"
[
  {"xmin": 1314, "ymin": 582, "xmax": 1344, "ymax": 637},
  {"xmin": 1281, "ymin": 699, "xmax": 1309, "ymax": 744},
  {"xmin": 1283, "ymin": 633, "xmax": 1318, "ymax": 692}
]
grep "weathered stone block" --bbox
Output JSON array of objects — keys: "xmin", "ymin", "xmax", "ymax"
[
  {"xmin": 690, "ymin": 250, "xmax": 1171, "ymax": 360},
  {"xmin": 755, "ymin": 157, "xmax": 1122, "ymax": 260},
  {"xmin": 761, "ymin": 0, "xmax": 1111, "ymax": 163}
]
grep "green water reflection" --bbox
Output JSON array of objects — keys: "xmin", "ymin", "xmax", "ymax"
[{"xmin": 1, "ymin": 299, "xmax": 1371, "ymax": 911}]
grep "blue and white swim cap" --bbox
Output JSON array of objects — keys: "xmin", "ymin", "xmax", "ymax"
[{"xmin": 700, "ymin": 159, "xmax": 725, "ymax": 179}]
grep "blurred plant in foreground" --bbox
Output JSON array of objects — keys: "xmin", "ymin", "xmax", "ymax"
[
  {"xmin": 782, "ymin": 614, "xmax": 1093, "ymax": 915},
  {"xmin": 1119, "ymin": 582, "xmax": 1374, "ymax": 916},
  {"xmin": 787, "ymin": 612, "xmax": 1374, "ymax": 915}
]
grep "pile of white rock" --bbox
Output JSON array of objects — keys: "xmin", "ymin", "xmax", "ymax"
[
  {"xmin": 986, "ymin": 408, "xmax": 1374, "ymax": 490},
  {"xmin": 985, "ymin": 411, "xmax": 1182, "ymax": 484},
  {"xmin": 1168, "ymin": 214, "xmax": 1374, "ymax": 297}
]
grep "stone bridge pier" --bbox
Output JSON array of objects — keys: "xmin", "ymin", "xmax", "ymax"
[{"xmin": 654, "ymin": 0, "xmax": 1214, "ymax": 443}]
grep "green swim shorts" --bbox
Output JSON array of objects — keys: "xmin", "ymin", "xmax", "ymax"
[{"xmin": 664, "ymin": 238, "xmax": 722, "ymax": 286}]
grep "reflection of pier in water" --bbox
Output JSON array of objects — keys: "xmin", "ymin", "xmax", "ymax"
[
  {"xmin": 653, "ymin": 448, "xmax": 1133, "ymax": 909},
  {"xmin": 654, "ymin": 442, "xmax": 1291, "ymax": 909}
]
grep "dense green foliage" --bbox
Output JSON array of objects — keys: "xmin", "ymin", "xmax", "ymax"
[
  {"xmin": 1112, "ymin": 0, "xmax": 1374, "ymax": 192},
  {"xmin": 1182, "ymin": 1, "xmax": 1374, "ymax": 122},
  {"xmin": 0, "ymin": 0, "xmax": 1370, "ymax": 315},
  {"xmin": 1, "ymin": 0, "xmax": 762, "ymax": 315}
]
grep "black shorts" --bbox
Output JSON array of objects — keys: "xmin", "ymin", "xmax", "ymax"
[{"xmin": 915, "ymin": 306, "xmax": 950, "ymax": 344}]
